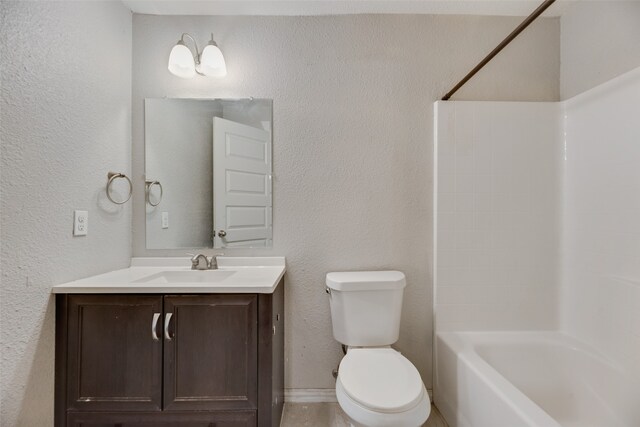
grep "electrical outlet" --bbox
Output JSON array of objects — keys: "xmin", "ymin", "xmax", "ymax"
[
  {"xmin": 161, "ymin": 211, "xmax": 169, "ymax": 229},
  {"xmin": 73, "ymin": 210, "xmax": 88, "ymax": 236}
]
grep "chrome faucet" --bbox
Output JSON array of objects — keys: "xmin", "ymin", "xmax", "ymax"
[
  {"xmin": 190, "ymin": 253, "xmax": 222, "ymax": 270},
  {"xmin": 190, "ymin": 254, "xmax": 210, "ymax": 270}
]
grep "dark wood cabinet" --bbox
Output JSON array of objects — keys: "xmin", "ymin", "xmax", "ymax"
[
  {"xmin": 67, "ymin": 411, "xmax": 256, "ymax": 427},
  {"xmin": 163, "ymin": 295, "xmax": 257, "ymax": 412},
  {"xmin": 56, "ymin": 281, "xmax": 284, "ymax": 427},
  {"xmin": 65, "ymin": 295, "xmax": 163, "ymax": 412}
]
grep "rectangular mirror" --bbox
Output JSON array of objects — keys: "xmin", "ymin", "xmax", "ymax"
[{"xmin": 145, "ymin": 98, "xmax": 272, "ymax": 249}]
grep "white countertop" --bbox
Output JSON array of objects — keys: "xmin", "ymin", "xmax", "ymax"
[{"xmin": 51, "ymin": 257, "xmax": 286, "ymax": 294}]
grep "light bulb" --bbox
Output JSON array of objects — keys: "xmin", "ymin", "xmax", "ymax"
[{"xmin": 168, "ymin": 42, "xmax": 196, "ymax": 78}]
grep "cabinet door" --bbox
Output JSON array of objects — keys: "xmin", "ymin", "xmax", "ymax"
[
  {"xmin": 163, "ymin": 295, "xmax": 257, "ymax": 411},
  {"xmin": 66, "ymin": 295, "xmax": 163, "ymax": 412}
]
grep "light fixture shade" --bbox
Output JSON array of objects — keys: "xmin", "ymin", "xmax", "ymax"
[
  {"xmin": 168, "ymin": 43, "xmax": 196, "ymax": 78},
  {"xmin": 200, "ymin": 43, "xmax": 227, "ymax": 77}
]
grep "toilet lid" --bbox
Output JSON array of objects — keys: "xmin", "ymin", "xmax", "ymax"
[{"xmin": 338, "ymin": 348, "xmax": 424, "ymax": 413}]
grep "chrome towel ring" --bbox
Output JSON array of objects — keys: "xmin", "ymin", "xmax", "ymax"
[
  {"xmin": 106, "ymin": 172, "xmax": 132, "ymax": 205},
  {"xmin": 145, "ymin": 180, "xmax": 163, "ymax": 207}
]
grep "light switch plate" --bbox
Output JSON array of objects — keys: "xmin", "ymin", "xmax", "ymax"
[{"xmin": 73, "ymin": 210, "xmax": 88, "ymax": 236}]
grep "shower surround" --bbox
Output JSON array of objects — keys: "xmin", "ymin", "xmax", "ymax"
[{"xmin": 433, "ymin": 66, "xmax": 640, "ymax": 426}]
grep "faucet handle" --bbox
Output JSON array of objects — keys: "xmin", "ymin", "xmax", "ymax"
[
  {"xmin": 209, "ymin": 253, "xmax": 224, "ymax": 269},
  {"xmin": 187, "ymin": 253, "xmax": 194, "ymax": 265}
]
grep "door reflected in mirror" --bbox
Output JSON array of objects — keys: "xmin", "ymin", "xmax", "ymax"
[{"xmin": 145, "ymin": 98, "xmax": 272, "ymax": 249}]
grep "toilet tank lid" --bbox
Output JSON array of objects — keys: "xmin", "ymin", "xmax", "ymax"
[{"xmin": 326, "ymin": 271, "xmax": 406, "ymax": 292}]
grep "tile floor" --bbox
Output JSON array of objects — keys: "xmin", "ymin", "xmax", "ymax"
[{"xmin": 281, "ymin": 402, "xmax": 448, "ymax": 426}]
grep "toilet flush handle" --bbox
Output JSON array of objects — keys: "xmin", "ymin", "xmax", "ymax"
[{"xmin": 325, "ymin": 287, "xmax": 331, "ymax": 295}]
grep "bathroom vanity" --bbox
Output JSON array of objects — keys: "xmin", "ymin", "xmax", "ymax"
[{"xmin": 52, "ymin": 257, "xmax": 285, "ymax": 427}]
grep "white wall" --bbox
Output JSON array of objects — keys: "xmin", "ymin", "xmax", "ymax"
[
  {"xmin": 434, "ymin": 102, "xmax": 562, "ymax": 331},
  {"xmin": 561, "ymin": 1, "xmax": 640, "ymax": 99},
  {"xmin": 561, "ymin": 67, "xmax": 640, "ymax": 377},
  {"xmin": 131, "ymin": 14, "xmax": 560, "ymax": 391},
  {"xmin": 0, "ymin": 2, "xmax": 132, "ymax": 425}
]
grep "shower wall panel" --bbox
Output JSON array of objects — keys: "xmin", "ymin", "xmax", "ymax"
[
  {"xmin": 561, "ymin": 67, "xmax": 640, "ymax": 377},
  {"xmin": 434, "ymin": 101, "xmax": 562, "ymax": 331}
]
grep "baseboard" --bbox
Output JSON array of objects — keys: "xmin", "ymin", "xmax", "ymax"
[
  {"xmin": 284, "ymin": 388, "xmax": 434, "ymax": 403},
  {"xmin": 284, "ymin": 389, "xmax": 337, "ymax": 403}
]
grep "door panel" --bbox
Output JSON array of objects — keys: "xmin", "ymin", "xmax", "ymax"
[
  {"xmin": 66, "ymin": 295, "xmax": 163, "ymax": 412},
  {"xmin": 213, "ymin": 117, "xmax": 272, "ymax": 247},
  {"xmin": 163, "ymin": 295, "xmax": 258, "ymax": 411}
]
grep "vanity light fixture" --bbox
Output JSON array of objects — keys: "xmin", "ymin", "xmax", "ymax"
[{"xmin": 168, "ymin": 33, "xmax": 227, "ymax": 78}]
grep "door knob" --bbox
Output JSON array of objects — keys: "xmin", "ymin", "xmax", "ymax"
[{"xmin": 217, "ymin": 230, "xmax": 227, "ymax": 238}]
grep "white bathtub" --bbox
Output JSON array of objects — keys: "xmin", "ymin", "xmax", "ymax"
[{"xmin": 434, "ymin": 331, "xmax": 640, "ymax": 427}]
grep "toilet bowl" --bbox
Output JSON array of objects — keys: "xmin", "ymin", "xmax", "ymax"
[
  {"xmin": 336, "ymin": 348, "xmax": 430, "ymax": 427},
  {"xmin": 326, "ymin": 271, "xmax": 430, "ymax": 427}
]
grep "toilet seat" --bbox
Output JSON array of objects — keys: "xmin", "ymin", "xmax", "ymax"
[{"xmin": 338, "ymin": 348, "xmax": 425, "ymax": 413}]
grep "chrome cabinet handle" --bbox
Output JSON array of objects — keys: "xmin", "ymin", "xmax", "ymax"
[
  {"xmin": 164, "ymin": 312, "xmax": 173, "ymax": 340},
  {"xmin": 217, "ymin": 230, "xmax": 226, "ymax": 238},
  {"xmin": 151, "ymin": 312, "xmax": 161, "ymax": 341}
]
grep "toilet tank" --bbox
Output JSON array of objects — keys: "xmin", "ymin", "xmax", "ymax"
[{"xmin": 326, "ymin": 271, "xmax": 406, "ymax": 346}]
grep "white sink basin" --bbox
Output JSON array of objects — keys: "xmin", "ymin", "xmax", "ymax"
[{"xmin": 133, "ymin": 269, "xmax": 237, "ymax": 284}]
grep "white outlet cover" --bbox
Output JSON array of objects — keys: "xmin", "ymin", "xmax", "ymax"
[{"xmin": 74, "ymin": 210, "xmax": 88, "ymax": 236}]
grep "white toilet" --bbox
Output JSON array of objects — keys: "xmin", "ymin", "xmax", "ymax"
[{"xmin": 326, "ymin": 271, "xmax": 430, "ymax": 427}]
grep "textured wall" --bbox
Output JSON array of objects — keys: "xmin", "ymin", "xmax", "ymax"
[
  {"xmin": 435, "ymin": 101, "xmax": 561, "ymax": 332},
  {"xmin": 562, "ymin": 67, "xmax": 640, "ymax": 379},
  {"xmin": 0, "ymin": 2, "xmax": 132, "ymax": 425},
  {"xmin": 561, "ymin": 1, "xmax": 640, "ymax": 99},
  {"xmin": 132, "ymin": 14, "xmax": 559, "ymax": 391}
]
